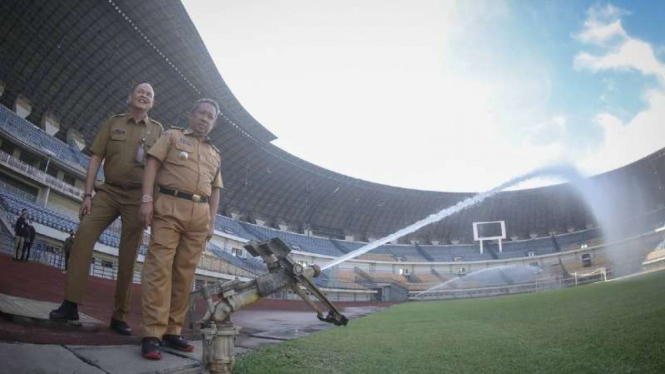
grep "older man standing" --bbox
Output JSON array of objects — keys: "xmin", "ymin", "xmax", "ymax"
[
  {"xmin": 49, "ymin": 83, "xmax": 163, "ymax": 337},
  {"xmin": 139, "ymin": 99, "xmax": 222, "ymax": 360}
]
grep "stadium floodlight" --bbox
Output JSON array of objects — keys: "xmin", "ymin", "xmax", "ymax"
[{"xmin": 473, "ymin": 221, "xmax": 506, "ymax": 254}]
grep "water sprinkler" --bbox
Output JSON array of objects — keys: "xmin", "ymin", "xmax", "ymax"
[{"xmin": 193, "ymin": 238, "xmax": 348, "ymax": 374}]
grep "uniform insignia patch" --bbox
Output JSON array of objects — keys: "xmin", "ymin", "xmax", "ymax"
[{"xmin": 179, "ymin": 138, "xmax": 193, "ymax": 146}]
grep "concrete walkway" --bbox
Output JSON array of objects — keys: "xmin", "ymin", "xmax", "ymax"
[
  {"xmin": 0, "ymin": 301, "xmax": 385, "ymax": 374},
  {"xmin": 0, "ymin": 253, "xmax": 393, "ymax": 373}
]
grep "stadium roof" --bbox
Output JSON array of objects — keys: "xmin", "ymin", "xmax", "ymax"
[
  {"xmin": 1, "ymin": 0, "xmax": 663, "ymax": 242},
  {"xmin": 0, "ymin": 0, "xmax": 275, "ymax": 142}
]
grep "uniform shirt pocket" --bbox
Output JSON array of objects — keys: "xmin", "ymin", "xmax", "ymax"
[
  {"xmin": 110, "ymin": 129, "xmax": 128, "ymax": 141},
  {"xmin": 107, "ymin": 128, "xmax": 128, "ymax": 156},
  {"xmin": 170, "ymin": 141, "xmax": 197, "ymax": 171}
]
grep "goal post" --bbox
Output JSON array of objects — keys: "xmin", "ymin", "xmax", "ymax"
[{"xmin": 573, "ymin": 267, "xmax": 607, "ymax": 286}]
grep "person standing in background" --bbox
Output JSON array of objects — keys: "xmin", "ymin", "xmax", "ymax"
[
  {"xmin": 20, "ymin": 220, "xmax": 36, "ymax": 261},
  {"xmin": 13, "ymin": 209, "xmax": 29, "ymax": 261}
]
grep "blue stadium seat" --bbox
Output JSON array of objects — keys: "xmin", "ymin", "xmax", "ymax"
[{"xmin": 0, "ymin": 105, "xmax": 89, "ymax": 171}]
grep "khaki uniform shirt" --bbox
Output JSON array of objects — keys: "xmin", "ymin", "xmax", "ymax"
[
  {"xmin": 90, "ymin": 113, "xmax": 164, "ymax": 188},
  {"xmin": 148, "ymin": 128, "xmax": 223, "ymax": 197}
]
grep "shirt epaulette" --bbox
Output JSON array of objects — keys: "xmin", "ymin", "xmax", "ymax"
[
  {"xmin": 210, "ymin": 143, "xmax": 221, "ymax": 154},
  {"xmin": 109, "ymin": 113, "xmax": 126, "ymax": 119},
  {"xmin": 167, "ymin": 126, "xmax": 185, "ymax": 132}
]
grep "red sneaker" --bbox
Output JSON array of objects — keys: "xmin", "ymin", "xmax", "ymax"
[{"xmin": 141, "ymin": 337, "xmax": 162, "ymax": 360}]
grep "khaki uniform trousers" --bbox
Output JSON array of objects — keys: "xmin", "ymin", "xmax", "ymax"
[
  {"xmin": 142, "ymin": 194, "xmax": 209, "ymax": 338},
  {"xmin": 65, "ymin": 185, "xmax": 143, "ymax": 322},
  {"xmin": 13, "ymin": 236, "xmax": 26, "ymax": 259}
]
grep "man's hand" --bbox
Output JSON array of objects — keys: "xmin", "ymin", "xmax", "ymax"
[
  {"xmin": 206, "ymin": 220, "xmax": 214, "ymax": 241},
  {"xmin": 79, "ymin": 198, "xmax": 92, "ymax": 221},
  {"xmin": 140, "ymin": 202, "xmax": 153, "ymax": 229}
]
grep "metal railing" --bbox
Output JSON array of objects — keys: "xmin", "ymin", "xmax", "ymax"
[
  {"xmin": 29, "ymin": 244, "xmax": 143, "ymax": 283},
  {"xmin": 0, "ymin": 150, "xmax": 83, "ymax": 200},
  {"xmin": 0, "ymin": 105, "xmax": 86, "ymax": 173}
]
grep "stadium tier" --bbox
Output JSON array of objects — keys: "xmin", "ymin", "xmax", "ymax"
[
  {"xmin": 1, "ymin": 0, "xmax": 665, "ymax": 304},
  {"xmin": 0, "ymin": 188, "xmax": 126, "ymax": 249},
  {"xmin": 0, "ymin": 178, "xmax": 620, "ymax": 266},
  {"xmin": 2, "ymin": 0, "xmax": 664, "ymax": 246},
  {"xmin": 0, "ymin": 106, "xmax": 87, "ymax": 172},
  {"xmin": 0, "ymin": 105, "xmax": 663, "ymax": 270}
]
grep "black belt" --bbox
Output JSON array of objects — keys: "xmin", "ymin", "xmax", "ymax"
[{"xmin": 159, "ymin": 187, "xmax": 208, "ymax": 203}]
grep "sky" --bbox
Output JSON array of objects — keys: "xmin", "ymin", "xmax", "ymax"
[{"xmin": 183, "ymin": 0, "xmax": 665, "ymax": 192}]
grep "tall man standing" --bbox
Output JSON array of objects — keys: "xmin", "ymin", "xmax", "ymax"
[
  {"xmin": 49, "ymin": 83, "xmax": 163, "ymax": 337},
  {"xmin": 139, "ymin": 99, "xmax": 222, "ymax": 360}
]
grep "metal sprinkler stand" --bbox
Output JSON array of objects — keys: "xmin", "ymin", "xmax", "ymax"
[{"xmin": 194, "ymin": 238, "xmax": 349, "ymax": 374}]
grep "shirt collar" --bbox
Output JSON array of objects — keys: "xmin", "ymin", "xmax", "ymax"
[
  {"xmin": 183, "ymin": 128, "xmax": 212, "ymax": 142},
  {"xmin": 127, "ymin": 113, "xmax": 149, "ymax": 125}
]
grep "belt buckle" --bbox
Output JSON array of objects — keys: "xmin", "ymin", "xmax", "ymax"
[{"xmin": 192, "ymin": 194, "xmax": 201, "ymax": 202}]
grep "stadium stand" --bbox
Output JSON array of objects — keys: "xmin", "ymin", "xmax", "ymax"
[
  {"xmin": 205, "ymin": 241, "xmax": 267, "ymax": 275},
  {"xmin": 2, "ymin": 0, "xmax": 664, "ymax": 247},
  {"xmin": 215, "ymin": 216, "xmax": 255, "ymax": 240},
  {"xmin": 1, "ymin": 0, "xmax": 665, "ymax": 300},
  {"xmin": 0, "ymin": 105, "xmax": 87, "ymax": 172}
]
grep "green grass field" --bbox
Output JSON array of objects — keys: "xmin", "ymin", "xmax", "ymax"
[{"xmin": 235, "ymin": 270, "xmax": 665, "ymax": 374}]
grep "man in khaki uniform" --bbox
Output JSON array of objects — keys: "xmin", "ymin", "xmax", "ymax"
[
  {"xmin": 49, "ymin": 83, "xmax": 163, "ymax": 336},
  {"xmin": 139, "ymin": 99, "xmax": 222, "ymax": 360}
]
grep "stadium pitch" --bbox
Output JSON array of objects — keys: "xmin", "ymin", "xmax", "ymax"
[{"xmin": 235, "ymin": 269, "xmax": 665, "ymax": 374}]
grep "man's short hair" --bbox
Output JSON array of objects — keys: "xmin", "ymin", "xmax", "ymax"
[
  {"xmin": 190, "ymin": 98, "xmax": 220, "ymax": 118},
  {"xmin": 21, "ymin": 209, "xmax": 27, "ymax": 212},
  {"xmin": 133, "ymin": 82, "xmax": 153, "ymax": 92}
]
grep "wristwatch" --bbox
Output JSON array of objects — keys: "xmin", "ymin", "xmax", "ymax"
[
  {"xmin": 83, "ymin": 193, "xmax": 92, "ymax": 199},
  {"xmin": 141, "ymin": 195, "xmax": 154, "ymax": 203}
]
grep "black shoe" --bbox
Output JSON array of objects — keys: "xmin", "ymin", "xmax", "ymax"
[
  {"xmin": 49, "ymin": 300, "xmax": 79, "ymax": 321},
  {"xmin": 141, "ymin": 337, "xmax": 162, "ymax": 360},
  {"xmin": 110, "ymin": 318, "xmax": 132, "ymax": 336},
  {"xmin": 162, "ymin": 334, "xmax": 195, "ymax": 352}
]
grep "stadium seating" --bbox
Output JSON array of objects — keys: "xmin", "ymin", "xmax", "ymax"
[
  {"xmin": 0, "ymin": 105, "xmax": 88, "ymax": 171},
  {"xmin": 0, "ymin": 188, "xmax": 122, "ymax": 248},
  {"xmin": 233, "ymin": 221, "xmax": 345, "ymax": 257},
  {"xmin": 215, "ymin": 216, "xmax": 255, "ymax": 240},
  {"xmin": 205, "ymin": 241, "xmax": 267, "ymax": 275}
]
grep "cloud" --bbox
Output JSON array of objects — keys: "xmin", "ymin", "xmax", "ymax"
[
  {"xmin": 587, "ymin": 3, "xmax": 629, "ymax": 20},
  {"xmin": 577, "ymin": 19, "xmax": 626, "ymax": 45},
  {"xmin": 580, "ymin": 89, "xmax": 665, "ymax": 172},
  {"xmin": 574, "ymin": 4, "xmax": 665, "ymax": 83},
  {"xmin": 575, "ymin": 39, "xmax": 665, "ymax": 83},
  {"xmin": 523, "ymin": 115, "xmax": 568, "ymax": 147},
  {"xmin": 574, "ymin": 4, "xmax": 665, "ymax": 175}
]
